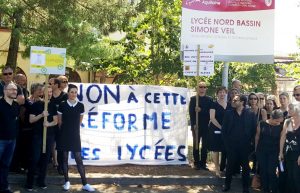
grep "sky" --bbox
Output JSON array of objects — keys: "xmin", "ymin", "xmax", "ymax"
[{"xmin": 275, "ymin": 0, "xmax": 300, "ymax": 55}]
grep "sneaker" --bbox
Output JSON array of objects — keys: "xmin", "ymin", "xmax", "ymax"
[
  {"xmin": 82, "ymin": 184, "xmax": 95, "ymax": 192},
  {"xmin": 63, "ymin": 181, "xmax": 70, "ymax": 191},
  {"xmin": 38, "ymin": 183, "xmax": 47, "ymax": 190},
  {"xmin": 25, "ymin": 184, "xmax": 33, "ymax": 192}
]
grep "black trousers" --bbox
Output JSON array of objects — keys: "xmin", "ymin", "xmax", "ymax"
[
  {"xmin": 257, "ymin": 151, "xmax": 278, "ymax": 193},
  {"xmin": 285, "ymin": 152, "xmax": 300, "ymax": 193},
  {"xmin": 225, "ymin": 143, "xmax": 250, "ymax": 191},
  {"xmin": 26, "ymin": 134, "xmax": 54, "ymax": 186},
  {"xmin": 220, "ymin": 150, "xmax": 227, "ymax": 171},
  {"xmin": 192, "ymin": 128, "xmax": 208, "ymax": 167}
]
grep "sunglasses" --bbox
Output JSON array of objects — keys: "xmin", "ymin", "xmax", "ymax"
[
  {"xmin": 259, "ymin": 98, "xmax": 265, "ymax": 100},
  {"xmin": 293, "ymin": 94, "xmax": 300, "ymax": 97},
  {"xmin": 199, "ymin": 86, "xmax": 207, "ymax": 89},
  {"xmin": 62, "ymin": 81, "xmax": 68, "ymax": 83},
  {"xmin": 249, "ymin": 98, "xmax": 258, "ymax": 100},
  {"xmin": 232, "ymin": 99, "xmax": 240, "ymax": 102},
  {"xmin": 3, "ymin": 72, "xmax": 13, "ymax": 76}
]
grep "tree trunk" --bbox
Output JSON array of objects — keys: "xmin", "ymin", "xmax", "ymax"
[{"xmin": 6, "ymin": 9, "xmax": 23, "ymax": 69}]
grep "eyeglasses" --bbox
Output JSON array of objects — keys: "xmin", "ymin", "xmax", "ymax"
[
  {"xmin": 249, "ymin": 98, "xmax": 258, "ymax": 100},
  {"xmin": 3, "ymin": 72, "xmax": 13, "ymax": 76},
  {"xmin": 232, "ymin": 99, "xmax": 240, "ymax": 102},
  {"xmin": 293, "ymin": 94, "xmax": 300, "ymax": 97},
  {"xmin": 198, "ymin": 86, "xmax": 207, "ymax": 89}
]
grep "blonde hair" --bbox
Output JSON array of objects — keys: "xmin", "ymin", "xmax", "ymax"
[{"xmin": 288, "ymin": 103, "xmax": 300, "ymax": 116}]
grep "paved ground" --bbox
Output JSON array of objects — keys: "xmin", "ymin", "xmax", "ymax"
[
  {"xmin": 8, "ymin": 166, "xmax": 261, "ymax": 193},
  {"xmin": 7, "ymin": 131, "xmax": 261, "ymax": 192}
]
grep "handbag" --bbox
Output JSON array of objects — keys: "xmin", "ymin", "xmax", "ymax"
[{"xmin": 251, "ymin": 174, "xmax": 261, "ymax": 189}]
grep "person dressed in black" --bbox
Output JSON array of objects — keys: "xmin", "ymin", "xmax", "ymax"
[
  {"xmin": 49, "ymin": 78, "xmax": 68, "ymax": 174},
  {"xmin": 208, "ymin": 86, "xmax": 228, "ymax": 177},
  {"xmin": 0, "ymin": 82, "xmax": 20, "ymax": 193},
  {"xmin": 222, "ymin": 94, "xmax": 257, "ymax": 193},
  {"xmin": 255, "ymin": 109, "xmax": 284, "ymax": 193},
  {"xmin": 57, "ymin": 84, "xmax": 95, "ymax": 192},
  {"xmin": 189, "ymin": 81, "xmax": 213, "ymax": 170},
  {"xmin": 25, "ymin": 84, "xmax": 58, "ymax": 191},
  {"xmin": 279, "ymin": 103, "xmax": 300, "ymax": 193}
]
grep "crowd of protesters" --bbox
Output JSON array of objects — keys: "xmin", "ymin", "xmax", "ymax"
[
  {"xmin": 0, "ymin": 66, "xmax": 95, "ymax": 193},
  {"xmin": 1, "ymin": 64, "xmax": 300, "ymax": 193},
  {"xmin": 189, "ymin": 80, "xmax": 300, "ymax": 193}
]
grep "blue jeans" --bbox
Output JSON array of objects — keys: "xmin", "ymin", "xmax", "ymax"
[{"xmin": 0, "ymin": 139, "xmax": 16, "ymax": 191}]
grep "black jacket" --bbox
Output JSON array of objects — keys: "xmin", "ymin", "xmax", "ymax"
[
  {"xmin": 189, "ymin": 95, "xmax": 213, "ymax": 130},
  {"xmin": 222, "ymin": 108, "xmax": 256, "ymax": 147}
]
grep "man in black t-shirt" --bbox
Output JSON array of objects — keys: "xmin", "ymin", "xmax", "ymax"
[
  {"xmin": 49, "ymin": 78, "xmax": 68, "ymax": 175},
  {"xmin": 0, "ymin": 82, "xmax": 20, "ymax": 193},
  {"xmin": 189, "ymin": 82, "xmax": 213, "ymax": 170}
]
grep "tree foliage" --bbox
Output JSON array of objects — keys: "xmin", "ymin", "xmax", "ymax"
[{"xmin": 0, "ymin": 0, "xmax": 280, "ymax": 91}]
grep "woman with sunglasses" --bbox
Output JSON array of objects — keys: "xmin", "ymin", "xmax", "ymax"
[
  {"xmin": 248, "ymin": 93, "xmax": 267, "ymax": 174},
  {"xmin": 293, "ymin": 85, "xmax": 300, "ymax": 103},
  {"xmin": 248, "ymin": 93, "xmax": 267, "ymax": 122}
]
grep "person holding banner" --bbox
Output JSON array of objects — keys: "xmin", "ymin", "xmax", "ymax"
[
  {"xmin": 222, "ymin": 94, "xmax": 256, "ymax": 193},
  {"xmin": 189, "ymin": 81, "xmax": 213, "ymax": 170},
  {"xmin": 0, "ymin": 82, "xmax": 20, "ymax": 193},
  {"xmin": 25, "ymin": 84, "xmax": 57, "ymax": 191},
  {"xmin": 57, "ymin": 84, "xmax": 95, "ymax": 192}
]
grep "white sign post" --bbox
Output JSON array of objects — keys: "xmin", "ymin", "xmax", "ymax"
[
  {"xmin": 182, "ymin": 44, "xmax": 214, "ymax": 76},
  {"xmin": 30, "ymin": 46, "xmax": 67, "ymax": 153}
]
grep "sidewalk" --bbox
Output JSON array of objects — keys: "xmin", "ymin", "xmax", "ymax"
[{"xmin": 8, "ymin": 165, "xmax": 261, "ymax": 193}]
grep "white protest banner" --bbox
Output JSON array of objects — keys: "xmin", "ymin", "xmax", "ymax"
[
  {"xmin": 182, "ymin": 44, "xmax": 214, "ymax": 76},
  {"xmin": 181, "ymin": 0, "xmax": 275, "ymax": 63},
  {"xmin": 30, "ymin": 46, "xmax": 66, "ymax": 75},
  {"xmin": 68, "ymin": 83, "xmax": 189, "ymax": 165}
]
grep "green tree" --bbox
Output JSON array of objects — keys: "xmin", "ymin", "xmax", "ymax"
[{"xmin": 0, "ymin": 0, "xmax": 135, "ymax": 69}]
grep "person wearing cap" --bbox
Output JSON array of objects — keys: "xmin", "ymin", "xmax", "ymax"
[{"xmin": 255, "ymin": 109, "xmax": 284, "ymax": 193}]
